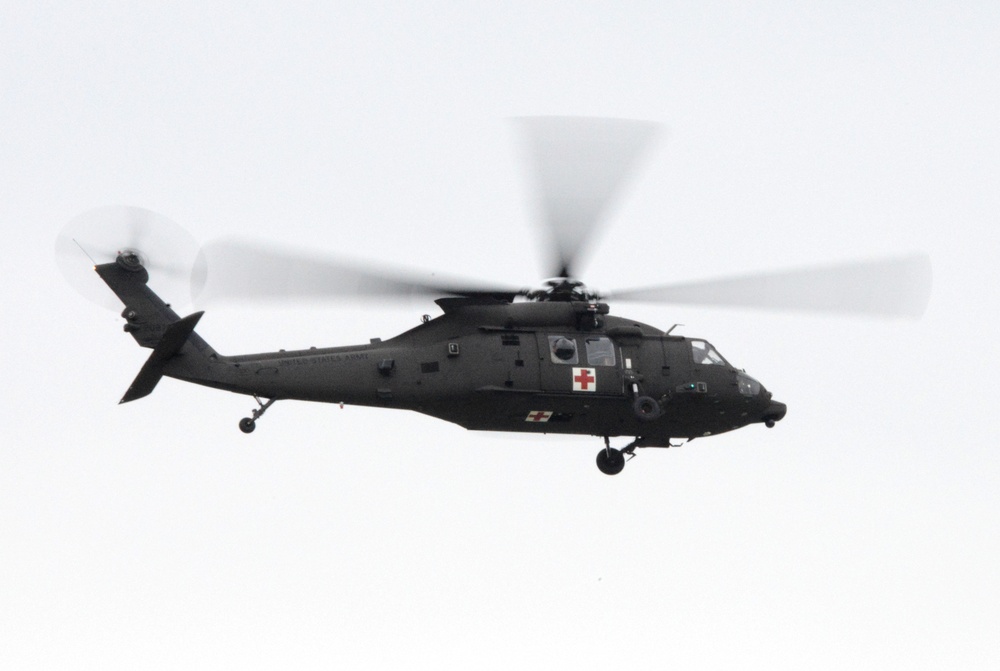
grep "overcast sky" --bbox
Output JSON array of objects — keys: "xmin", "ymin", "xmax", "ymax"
[{"xmin": 3, "ymin": 2, "xmax": 999, "ymax": 669}]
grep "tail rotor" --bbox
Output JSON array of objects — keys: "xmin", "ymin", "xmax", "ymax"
[{"xmin": 55, "ymin": 205, "xmax": 204, "ymax": 310}]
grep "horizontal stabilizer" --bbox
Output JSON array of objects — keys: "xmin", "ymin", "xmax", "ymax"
[{"xmin": 120, "ymin": 311, "xmax": 204, "ymax": 403}]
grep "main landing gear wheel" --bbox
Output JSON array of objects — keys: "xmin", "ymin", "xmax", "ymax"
[
  {"xmin": 596, "ymin": 447, "xmax": 626, "ymax": 475},
  {"xmin": 239, "ymin": 417, "xmax": 256, "ymax": 433}
]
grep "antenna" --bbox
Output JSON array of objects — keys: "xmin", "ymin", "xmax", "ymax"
[{"xmin": 72, "ymin": 238, "xmax": 98, "ymax": 267}]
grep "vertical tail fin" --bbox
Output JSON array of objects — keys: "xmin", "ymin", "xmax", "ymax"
[
  {"xmin": 96, "ymin": 261, "xmax": 183, "ymax": 347},
  {"xmin": 96, "ymin": 260, "xmax": 218, "ymax": 402},
  {"xmin": 95, "ymin": 260, "xmax": 214, "ymax": 354}
]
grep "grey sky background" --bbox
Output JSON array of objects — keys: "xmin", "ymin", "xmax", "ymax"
[{"xmin": 3, "ymin": 2, "xmax": 999, "ymax": 668}]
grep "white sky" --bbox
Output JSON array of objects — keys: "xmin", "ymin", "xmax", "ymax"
[{"xmin": 3, "ymin": 2, "xmax": 999, "ymax": 669}]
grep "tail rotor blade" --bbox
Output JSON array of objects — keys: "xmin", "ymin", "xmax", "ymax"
[{"xmin": 55, "ymin": 205, "xmax": 201, "ymax": 310}]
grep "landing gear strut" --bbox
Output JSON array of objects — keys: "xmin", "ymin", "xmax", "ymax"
[
  {"xmin": 239, "ymin": 395, "xmax": 276, "ymax": 434},
  {"xmin": 595, "ymin": 436, "xmax": 640, "ymax": 475}
]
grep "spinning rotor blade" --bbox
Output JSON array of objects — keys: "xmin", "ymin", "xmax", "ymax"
[
  {"xmin": 55, "ymin": 205, "xmax": 202, "ymax": 310},
  {"xmin": 193, "ymin": 238, "xmax": 524, "ymax": 305},
  {"xmin": 516, "ymin": 116, "xmax": 659, "ymax": 279},
  {"xmin": 607, "ymin": 254, "xmax": 933, "ymax": 318}
]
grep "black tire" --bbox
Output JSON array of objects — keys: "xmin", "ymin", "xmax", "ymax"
[
  {"xmin": 239, "ymin": 417, "xmax": 256, "ymax": 434},
  {"xmin": 633, "ymin": 396, "xmax": 661, "ymax": 421},
  {"xmin": 596, "ymin": 447, "xmax": 626, "ymax": 475}
]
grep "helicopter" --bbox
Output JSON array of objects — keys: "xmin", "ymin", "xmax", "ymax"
[{"xmin": 57, "ymin": 118, "xmax": 932, "ymax": 475}]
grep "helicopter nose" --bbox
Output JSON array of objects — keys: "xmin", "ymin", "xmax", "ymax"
[{"xmin": 762, "ymin": 400, "xmax": 787, "ymax": 428}]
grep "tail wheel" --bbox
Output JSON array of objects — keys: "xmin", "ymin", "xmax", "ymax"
[{"xmin": 239, "ymin": 417, "xmax": 256, "ymax": 434}]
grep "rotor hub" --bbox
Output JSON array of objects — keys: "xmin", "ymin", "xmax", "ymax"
[
  {"xmin": 526, "ymin": 278, "xmax": 598, "ymax": 302},
  {"xmin": 116, "ymin": 248, "xmax": 147, "ymax": 272}
]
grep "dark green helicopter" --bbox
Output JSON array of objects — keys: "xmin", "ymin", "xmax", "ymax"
[{"xmin": 58, "ymin": 118, "xmax": 931, "ymax": 475}]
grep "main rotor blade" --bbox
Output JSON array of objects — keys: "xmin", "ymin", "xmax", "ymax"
[
  {"xmin": 607, "ymin": 254, "xmax": 933, "ymax": 318},
  {"xmin": 516, "ymin": 116, "xmax": 659, "ymax": 279},
  {"xmin": 193, "ymin": 238, "xmax": 523, "ymax": 305}
]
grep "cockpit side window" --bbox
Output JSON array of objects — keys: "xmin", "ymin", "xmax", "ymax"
[
  {"xmin": 691, "ymin": 340, "xmax": 726, "ymax": 366},
  {"xmin": 548, "ymin": 335, "xmax": 579, "ymax": 364},
  {"xmin": 585, "ymin": 336, "xmax": 616, "ymax": 366}
]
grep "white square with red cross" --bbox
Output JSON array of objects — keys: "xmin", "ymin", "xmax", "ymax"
[{"xmin": 572, "ymin": 367, "xmax": 597, "ymax": 392}]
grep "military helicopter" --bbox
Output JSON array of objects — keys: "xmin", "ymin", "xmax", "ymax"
[{"xmin": 57, "ymin": 118, "xmax": 931, "ymax": 475}]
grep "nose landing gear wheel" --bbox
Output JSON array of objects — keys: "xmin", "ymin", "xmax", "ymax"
[
  {"xmin": 239, "ymin": 417, "xmax": 256, "ymax": 433},
  {"xmin": 596, "ymin": 447, "xmax": 626, "ymax": 475}
]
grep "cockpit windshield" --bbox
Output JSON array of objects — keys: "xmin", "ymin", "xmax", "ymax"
[
  {"xmin": 691, "ymin": 340, "xmax": 727, "ymax": 366},
  {"xmin": 737, "ymin": 373, "xmax": 761, "ymax": 396}
]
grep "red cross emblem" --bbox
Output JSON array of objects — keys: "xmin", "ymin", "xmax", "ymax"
[
  {"xmin": 525, "ymin": 410, "xmax": 553, "ymax": 422},
  {"xmin": 573, "ymin": 367, "xmax": 596, "ymax": 392}
]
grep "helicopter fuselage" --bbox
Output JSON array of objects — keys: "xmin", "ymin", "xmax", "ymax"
[{"xmin": 96, "ymin": 259, "xmax": 785, "ymax": 465}]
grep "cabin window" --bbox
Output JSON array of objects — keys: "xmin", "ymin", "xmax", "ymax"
[
  {"xmin": 585, "ymin": 336, "xmax": 616, "ymax": 366},
  {"xmin": 691, "ymin": 340, "xmax": 726, "ymax": 366},
  {"xmin": 547, "ymin": 335, "xmax": 579, "ymax": 364}
]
